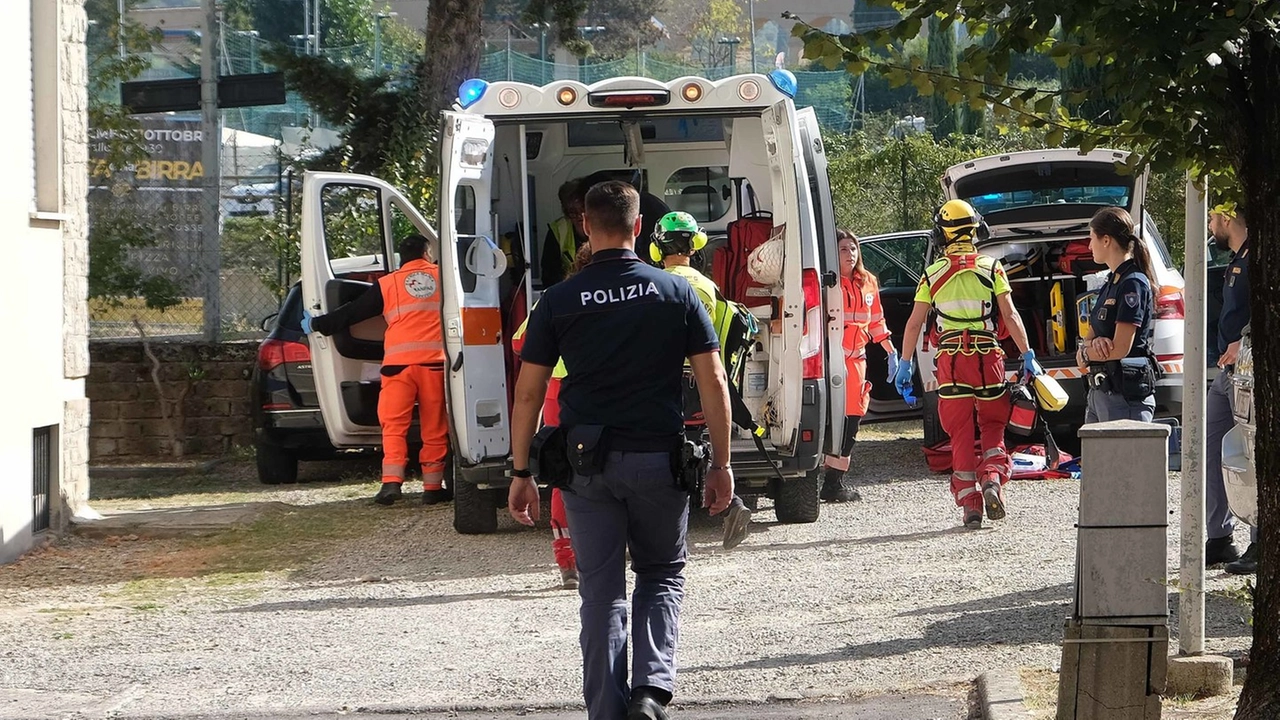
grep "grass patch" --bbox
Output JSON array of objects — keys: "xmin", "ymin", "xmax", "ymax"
[{"xmin": 1018, "ymin": 667, "xmax": 1241, "ymax": 719}]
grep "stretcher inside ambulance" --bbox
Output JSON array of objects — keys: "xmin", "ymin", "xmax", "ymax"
[
  {"xmin": 916, "ymin": 149, "xmax": 1186, "ymax": 442},
  {"xmin": 300, "ymin": 72, "xmax": 849, "ymax": 532}
]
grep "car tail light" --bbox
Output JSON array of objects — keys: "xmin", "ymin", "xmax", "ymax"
[
  {"xmin": 258, "ymin": 339, "xmax": 310, "ymax": 372},
  {"xmin": 1155, "ymin": 291, "xmax": 1185, "ymax": 320},
  {"xmin": 801, "ymin": 269, "xmax": 824, "ymax": 380}
]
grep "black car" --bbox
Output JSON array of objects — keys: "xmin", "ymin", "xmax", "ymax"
[{"xmin": 251, "ymin": 283, "xmax": 339, "ymax": 483}]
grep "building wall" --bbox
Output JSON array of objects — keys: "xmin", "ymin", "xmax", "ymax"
[{"xmin": 0, "ymin": 0, "xmax": 90, "ymax": 564}]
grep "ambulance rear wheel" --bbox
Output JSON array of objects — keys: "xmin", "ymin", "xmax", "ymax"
[
  {"xmin": 453, "ymin": 474, "xmax": 498, "ymax": 534},
  {"xmin": 774, "ymin": 470, "xmax": 821, "ymax": 524}
]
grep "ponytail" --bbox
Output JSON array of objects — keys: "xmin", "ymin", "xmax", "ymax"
[{"xmin": 1128, "ymin": 234, "xmax": 1158, "ymax": 286}]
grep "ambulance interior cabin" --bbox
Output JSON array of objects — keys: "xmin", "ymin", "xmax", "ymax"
[{"xmin": 475, "ymin": 110, "xmax": 782, "ymax": 420}]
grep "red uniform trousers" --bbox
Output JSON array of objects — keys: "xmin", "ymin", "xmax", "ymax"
[
  {"xmin": 541, "ymin": 377, "xmax": 576, "ymax": 571},
  {"xmin": 377, "ymin": 364, "xmax": 449, "ymax": 489},
  {"xmin": 935, "ymin": 347, "xmax": 1013, "ymax": 508}
]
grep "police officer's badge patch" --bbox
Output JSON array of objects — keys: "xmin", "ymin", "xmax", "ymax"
[
  {"xmin": 404, "ymin": 271, "xmax": 437, "ymax": 298},
  {"xmin": 1124, "ymin": 293, "xmax": 1138, "ymax": 308}
]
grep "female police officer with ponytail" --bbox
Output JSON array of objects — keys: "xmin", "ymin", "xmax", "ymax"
[{"xmin": 1076, "ymin": 206, "xmax": 1159, "ymax": 422}]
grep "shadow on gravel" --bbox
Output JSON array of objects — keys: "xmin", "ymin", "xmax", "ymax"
[
  {"xmin": 221, "ymin": 586, "xmax": 561, "ymax": 614},
  {"xmin": 90, "ymin": 457, "xmax": 382, "ymax": 502},
  {"xmin": 680, "ymin": 598, "xmax": 1070, "ymax": 673},
  {"xmin": 711, "ymin": 525, "xmax": 971, "ymax": 555}
]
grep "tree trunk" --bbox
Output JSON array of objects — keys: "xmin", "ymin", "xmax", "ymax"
[
  {"xmin": 1233, "ymin": 27, "xmax": 1280, "ymax": 720},
  {"xmin": 416, "ymin": 0, "xmax": 484, "ymax": 124}
]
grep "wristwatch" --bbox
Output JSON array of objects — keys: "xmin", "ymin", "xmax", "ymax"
[
  {"xmin": 709, "ymin": 464, "xmax": 731, "ymax": 471},
  {"xmin": 511, "ymin": 468, "xmax": 533, "ymax": 479}
]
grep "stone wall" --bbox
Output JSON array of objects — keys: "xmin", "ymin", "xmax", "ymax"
[
  {"xmin": 88, "ymin": 342, "xmax": 257, "ymax": 461},
  {"xmin": 61, "ymin": 0, "xmax": 90, "ymax": 522}
]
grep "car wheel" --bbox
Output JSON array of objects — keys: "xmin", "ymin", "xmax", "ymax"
[
  {"xmin": 774, "ymin": 470, "xmax": 821, "ymax": 524},
  {"xmin": 453, "ymin": 469, "xmax": 498, "ymax": 534},
  {"xmin": 922, "ymin": 390, "xmax": 947, "ymax": 447},
  {"xmin": 255, "ymin": 441, "xmax": 299, "ymax": 485}
]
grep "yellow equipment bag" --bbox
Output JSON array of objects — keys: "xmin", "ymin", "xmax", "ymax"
[{"xmin": 1033, "ymin": 373, "xmax": 1069, "ymax": 412}]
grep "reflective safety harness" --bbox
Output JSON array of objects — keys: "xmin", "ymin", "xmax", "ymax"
[{"xmin": 923, "ymin": 251, "xmax": 1006, "ymax": 400}]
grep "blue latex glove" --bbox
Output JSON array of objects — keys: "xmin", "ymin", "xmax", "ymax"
[
  {"xmin": 893, "ymin": 357, "xmax": 915, "ymax": 400},
  {"xmin": 301, "ymin": 309, "xmax": 314, "ymax": 335},
  {"xmin": 886, "ymin": 350, "xmax": 900, "ymax": 384},
  {"xmin": 1022, "ymin": 349, "xmax": 1043, "ymax": 380}
]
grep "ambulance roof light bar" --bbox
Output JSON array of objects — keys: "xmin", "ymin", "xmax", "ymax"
[{"xmin": 458, "ymin": 78, "xmax": 489, "ymax": 109}]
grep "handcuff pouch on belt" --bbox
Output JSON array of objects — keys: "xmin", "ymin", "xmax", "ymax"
[
  {"xmin": 672, "ymin": 438, "xmax": 711, "ymax": 496},
  {"xmin": 1090, "ymin": 356, "xmax": 1158, "ymax": 400},
  {"xmin": 530, "ymin": 425, "xmax": 572, "ymax": 489},
  {"xmin": 565, "ymin": 424, "xmax": 611, "ymax": 477}
]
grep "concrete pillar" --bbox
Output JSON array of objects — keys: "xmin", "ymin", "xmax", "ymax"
[{"xmin": 1058, "ymin": 419, "xmax": 1170, "ymax": 720}]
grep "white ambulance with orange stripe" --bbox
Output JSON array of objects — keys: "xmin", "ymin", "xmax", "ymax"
[
  {"xmin": 912, "ymin": 149, "xmax": 1187, "ymax": 443},
  {"xmin": 300, "ymin": 72, "xmax": 849, "ymax": 533}
]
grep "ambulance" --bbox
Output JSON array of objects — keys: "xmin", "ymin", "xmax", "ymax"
[{"xmin": 300, "ymin": 72, "xmax": 847, "ymax": 533}]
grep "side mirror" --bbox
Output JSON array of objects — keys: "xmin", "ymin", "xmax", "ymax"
[{"xmin": 260, "ymin": 312, "xmax": 279, "ymax": 332}]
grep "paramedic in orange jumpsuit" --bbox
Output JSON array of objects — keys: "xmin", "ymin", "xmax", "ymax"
[
  {"xmin": 896, "ymin": 201, "xmax": 1041, "ymax": 529},
  {"xmin": 819, "ymin": 230, "xmax": 899, "ymax": 503},
  {"xmin": 510, "ymin": 242, "xmax": 594, "ymax": 589},
  {"xmin": 304, "ymin": 234, "xmax": 450, "ymax": 506}
]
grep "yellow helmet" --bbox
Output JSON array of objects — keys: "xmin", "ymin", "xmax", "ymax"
[{"xmin": 932, "ymin": 199, "xmax": 989, "ymax": 248}]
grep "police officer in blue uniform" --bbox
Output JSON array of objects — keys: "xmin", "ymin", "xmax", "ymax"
[
  {"xmin": 1205, "ymin": 202, "xmax": 1256, "ymax": 573},
  {"xmin": 1076, "ymin": 207, "xmax": 1159, "ymax": 422},
  {"xmin": 508, "ymin": 181, "xmax": 735, "ymax": 720}
]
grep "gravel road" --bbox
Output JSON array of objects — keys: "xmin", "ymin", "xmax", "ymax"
[{"xmin": 0, "ymin": 422, "xmax": 1254, "ymax": 718}]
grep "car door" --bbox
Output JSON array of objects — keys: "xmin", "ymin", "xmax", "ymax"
[
  {"xmin": 300, "ymin": 172, "xmax": 436, "ymax": 447},
  {"xmin": 861, "ymin": 233, "xmax": 930, "ymax": 409},
  {"xmin": 439, "ymin": 111, "xmax": 511, "ymax": 467},
  {"xmin": 795, "ymin": 107, "xmax": 845, "ymax": 455}
]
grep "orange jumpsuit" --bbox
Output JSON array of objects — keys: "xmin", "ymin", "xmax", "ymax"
[
  {"xmin": 377, "ymin": 259, "xmax": 449, "ymax": 490},
  {"xmin": 825, "ymin": 272, "xmax": 890, "ymax": 472}
]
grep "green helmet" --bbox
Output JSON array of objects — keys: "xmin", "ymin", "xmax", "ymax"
[{"xmin": 651, "ymin": 212, "xmax": 707, "ymax": 261}]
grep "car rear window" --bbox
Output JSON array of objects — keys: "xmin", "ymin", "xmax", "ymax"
[{"xmin": 278, "ymin": 285, "xmax": 304, "ymax": 331}]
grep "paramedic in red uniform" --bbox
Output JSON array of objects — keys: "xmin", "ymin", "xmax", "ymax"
[
  {"xmin": 818, "ymin": 230, "xmax": 899, "ymax": 503},
  {"xmin": 896, "ymin": 201, "xmax": 1041, "ymax": 529},
  {"xmin": 304, "ymin": 234, "xmax": 450, "ymax": 506}
]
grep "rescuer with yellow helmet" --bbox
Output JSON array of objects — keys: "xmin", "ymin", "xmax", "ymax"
[{"xmin": 897, "ymin": 199, "xmax": 1043, "ymax": 529}]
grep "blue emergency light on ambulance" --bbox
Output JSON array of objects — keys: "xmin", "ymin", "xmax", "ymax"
[
  {"xmin": 458, "ymin": 78, "xmax": 489, "ymax": 109},
  {"xmin": 768, "ymin": 69, "xmax": 798, "ymax": 98}
]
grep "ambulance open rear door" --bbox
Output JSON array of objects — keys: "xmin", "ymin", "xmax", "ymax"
[{"xmin": 438, "ymin": 112, "xmax": 511, "ymax": 472}]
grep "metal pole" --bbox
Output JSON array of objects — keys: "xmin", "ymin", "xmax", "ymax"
[
  {"xmin": 507, "ymin": 25, "xmax": 513, "ymax": 81},
  {"xmin": 374, "ymin": 17, "xmax": 382, "ymax": 72},
  {"xmin": 201, "ymin": 0, "xmax": 222, "ymax": 342},
  {"xmin": 313, "ymin": 0, "xmax": 321, "ymax": 56},
  {"xmin": 1179, "ymin": 174, "xmax": 1209, "ymax": 656},
  {"xmin": 117, "ymin": 0, "xmax": 126, "ymax": 59},
  {"xmin": 748, "ymin": 0, "xmax": 756, "ymax": 73},
  {"xmin": 302, "ymin": 0, "xmax": 310, "ymax": 54}
]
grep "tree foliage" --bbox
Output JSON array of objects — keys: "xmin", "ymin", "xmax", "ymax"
[
  {"xmin": 797, "ymin": 2, "xmax": 1280, "ymax": 716},
  {"xmin": 925, "ymin": 15, "xmax": 956, "ymax": 138}
]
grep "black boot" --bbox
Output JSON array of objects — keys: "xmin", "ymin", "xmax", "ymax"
[
  {"xmin": 422, "ymin": 485, "xmax": 452, "ymax": 505},
  {"xmin": 627, "ymin": 687, "xmax": 671, "ymax": 720},
  {"xmin": 819, "ymin": 469, "xmax": 861, "ymax": 503},
  {"xmin": 374, "ymin": 481, "xmax": 403, "ymax": 506},
  {"xmin": 1225, "ymin": 542, "xmax": 1258, "ymax": 575},
  {"xmin": 1206, "ymin": 535, "xmax": 1241, "ymax": 566}
]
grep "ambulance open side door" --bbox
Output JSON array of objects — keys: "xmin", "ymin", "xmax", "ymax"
[
  {"xmin": 439, "ymin": 111, "xmax": 510, "ymax": 467},
  {"xmin": 761, "ymin": 100, "xmax": 809, "ymax": 453},
  {"xmin": 300, "ymin": 171, "xmax": 437, "ymax": 447},
  {"xmin": 796, "ymin": 107, "xmax": 845, "ymax": 455}
]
